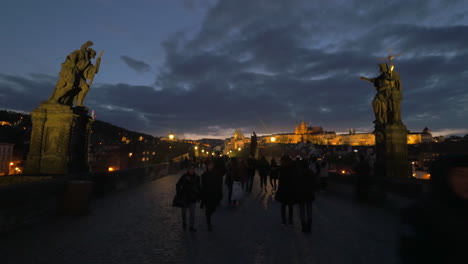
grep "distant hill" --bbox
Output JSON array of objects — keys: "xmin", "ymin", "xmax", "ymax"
[{"xmin": 0, "ymin": 109, "xmax": 156, "ymax": 146}]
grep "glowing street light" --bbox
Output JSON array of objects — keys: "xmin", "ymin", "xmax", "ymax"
[
  {"xmin": 270, "ymin": 137, "xmax": 276, "ymax": 143},
  {"xmin": 194, "ymin": 146, "xmax": 198, "ymax": 150},
  {"xmin": 201, "ymin": 149, "xmax": 205, "ymax": 153},
  {"xmin": 168, "ymin": 133, "xmax": 175, "ymax": 140}
]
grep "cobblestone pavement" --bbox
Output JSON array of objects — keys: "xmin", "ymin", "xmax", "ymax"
[{"xmin": 1, "ymin": 172, "xmax": 401, "ymax": 264}]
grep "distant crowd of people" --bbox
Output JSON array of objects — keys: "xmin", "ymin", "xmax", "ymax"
[{"xmin": 173, "ymin": 154, "xmax": 329, "ymax": 233}]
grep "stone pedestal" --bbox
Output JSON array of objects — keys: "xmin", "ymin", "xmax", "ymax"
[
  {"xmin": 374, "ymin": 124, "xmax": 410, "ymax": 179},
  {"xmin": 24, "ymin": 102, "xmax": 94, "ymax": 175}
]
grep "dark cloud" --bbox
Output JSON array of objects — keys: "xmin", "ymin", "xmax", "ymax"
[
  {"xmin": 154, "ymin": 0, "xmax": 468, "ymax": 136},
  {"xmin": 2, "ymin": 0, "xmax": 468, "ymax": 138},
  {"xmin": 120, "ymin": 56, "xmax": 151, "ymax": 73}
]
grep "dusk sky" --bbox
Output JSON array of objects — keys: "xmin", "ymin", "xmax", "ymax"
[{"xmin": 1, "ymin": 0, "xmax": 468, "ymax": 139}]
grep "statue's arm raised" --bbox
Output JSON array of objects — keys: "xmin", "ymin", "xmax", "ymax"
[{"xmin": 359, "ymin": 76, "xmax": 374, "ymax": 83}]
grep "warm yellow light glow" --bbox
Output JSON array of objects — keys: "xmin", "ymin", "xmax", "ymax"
[
  {"xmin": 128, "ymin": 152, "xmax": 133, "ymax": 157},
  {"xmin": 138, "ymin": 136, "xmax": 144, "ymax": 141},
  {"xmin": 202, "ymin": 149, "xmax": 205, "ymax": 153},
  {"xmin": 168, "ymin": 133, "xmax": 175, "ymax": 140},
  {"xmin": 238, "ymin": 148, "xmax": 241, "ymax": 151},
  {"xmin": 108, "ymin": 167, "xmax": 115, "ymax": 172},
  {"xmin": 152, "ymin": 152, "xmax": 155, "ymax": 155},
  {"xmin": 341, "ymin": 170, "xmax": 346, "ymax": 174},
  {"xmin": 212, "ymin": 152, "xmax": 215, "ymax": 155},
  {"xmin": 270, "ymin": 137, "xmax": 276, "ymax": 143},
  {"xmin": 9, "ymin": 162, "xmax": 14, "ymax": 166},
  {"xmin": 195, "ymin": 146, "xmax": 198, "ymax": 150},
  {"xmin": 411, "ymin": 161, "xmax": 415, "ymax": 165}
]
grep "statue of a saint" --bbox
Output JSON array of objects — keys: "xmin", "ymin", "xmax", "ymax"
[
  {"xmin": 360, "ymin": 63, "xmax": 401, "ymax": 125},
  {"xmin": 48, "ymin": 41, "xmax": 103, "ymax": 107},
  {"xmin": 360, "ymin": 63, "xmax": 390, "ymax": 124}
]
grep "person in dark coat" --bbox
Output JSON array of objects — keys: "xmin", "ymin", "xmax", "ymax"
[
  {"xmin": 296, "ymin": 158, "xmax": 318, "ymax": 233},
  {"xmin": 176, "ymin": 165, "xmax": 201, "ymax": 231},
  {"xmin": 275, "ymin": 155, "xmax": 297, "ymax": 226},
  {"xmin": 238, "ymin": 158, "xmax": 249, "ymax": 193},
  {"xmin": 399, "ymin": 154, "xmax": 468, "ymax": 264},
  {"xmin": 225, "ymin": 158, "xmax": 235, "ymax": 206},
  {"xmin": 200, "ymin": 161, "xmax": 223, "ymax": 231},
  {"xmin": 257, "ymin": 156, "xmax": 270, "ymax": 192},
  {"xmin": 269, "ymin": 158, "xmax": 279, "ymax": 191},
  {"xmin": 354, "ymin": 155, "xmax": 370, "ymax": 201},
  {"xmin": 246, "ymin": 155, "xmax": 257, "ymax": 193}
]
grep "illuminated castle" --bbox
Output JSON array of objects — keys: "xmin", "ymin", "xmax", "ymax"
[{"xmin": 226, "ymin": 122, "xmax": 433, "ymax": 148}]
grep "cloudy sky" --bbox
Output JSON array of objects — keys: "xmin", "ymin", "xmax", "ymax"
[{"xmin": 1, "ymin": 0, "xmax": 468, "ymax": 139}]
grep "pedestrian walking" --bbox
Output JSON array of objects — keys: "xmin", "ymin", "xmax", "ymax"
[
  {"xmin": 200, "ymin": 161, "xmax": 223, "ymax": 231},
  {"xmin": 296, "ymin": 159, "xmax": 318, "ymax": 233},
  {"xmin": 238, "ymin": 158, "xmax": 249, "ymax": 193},
  {"xmin": 246, "ymin": 154, "xmax": 257, "ymax": 193},
  {"xmin": 175, "ymin": 165, "xmax": 201, "ymax": 232},
  {"xmin": 399, "ymin": 154, "xmax": 468, "ymax": 264},
  {"xmin": 257, "ymin": 156, "xmax": 270, "ymax": 192},
  {"xmin": 270, "ymin": 158, "xmax": 279, "ymax": 191},
  {"xmin": 275, "ymin": 155, "xmax": 297, "ymax": 226}
]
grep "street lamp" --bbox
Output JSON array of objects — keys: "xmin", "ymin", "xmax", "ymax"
[
  {"xmin": 168, "ymin": 133, "xmax": 175, "ymax": 140},
  {"xmin": 194, "ymin": 146, "xmax": 198, "ymax": 150}
]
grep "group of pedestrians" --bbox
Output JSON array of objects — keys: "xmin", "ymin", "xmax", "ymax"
[
  {"xmin": 174, "ymin": 157, "xmax": 226, "ymax": 232},
  {"xmin": 275, "ymin": 155, "xmax": 324, "ymax": 232},
  {"xmin": 173, "ymin": 152, "xmax": 468, "ymax": 263},
  {"xmin": 174, "ymin": 154, "xmax": 328, "ymax": 233}
]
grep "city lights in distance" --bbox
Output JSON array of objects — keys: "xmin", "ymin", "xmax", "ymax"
[{"xmin": 270, "ymin": 137, "xmax": 276, "ymax": 143}]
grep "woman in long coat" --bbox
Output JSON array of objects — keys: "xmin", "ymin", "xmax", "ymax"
[
  {"xmin": 200, "ymin": 161, "xmax": 223, "ymax": 231},
  {"xmin": 275, "ymin": 155, "xmax": 297, "ymax": 226},
  {"xmin": 296, "ymin": 159, "xmax": 318, "ymax": 232}
]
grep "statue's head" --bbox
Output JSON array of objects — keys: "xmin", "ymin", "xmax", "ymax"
[
  {"xmin": 81, "ymin": 41, "xmax": 94, "ymax": 50},
  {"xmin": 378, "ymin": 63, "xmax": 388, "ymax": 73},
  {"xmin": 89, "ymin": 49, "xmax": 97, "ymax": 59}
]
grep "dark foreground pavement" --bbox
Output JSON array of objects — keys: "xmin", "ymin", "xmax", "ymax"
[{"xmin": 1, "ymin": 172, "xmax": 401, "ymax": 264}]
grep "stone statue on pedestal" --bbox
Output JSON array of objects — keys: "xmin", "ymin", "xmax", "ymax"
[
  {"xmin": 24, "ymin": 41, "xmax": 102, "ymax": 175},
  {"xmin": 359, "ymin": 51, "xmax": 409, "ymax": 180}
]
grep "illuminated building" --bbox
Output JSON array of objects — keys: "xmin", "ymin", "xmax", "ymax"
[
  {"xmin": 0, "ymin": 143, "xmax": 14, "ymax": 175},
  {"xmin": 225, "ymin": 123, "xmax": 433, "ymax": 149}
]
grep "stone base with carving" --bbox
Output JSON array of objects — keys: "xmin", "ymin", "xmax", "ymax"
[
  {"xmin": 374, "ymin": 124, "xmax": 411, "ymax": 179},
  {"xmin": 24, "ymin": 102, "xmax": 93, "ymax": 175}
]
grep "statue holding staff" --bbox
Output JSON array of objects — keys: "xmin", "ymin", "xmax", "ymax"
[{"xmin": 48, "ymin": 41, "xmax": 103, "ymax": 107}]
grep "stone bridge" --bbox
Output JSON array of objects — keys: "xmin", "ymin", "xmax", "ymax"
[{"xmin": 0, "ymin": 171, "xmax": 405, "ymax": 264}]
